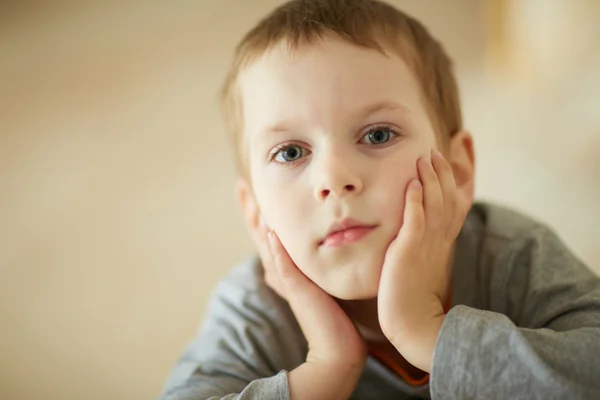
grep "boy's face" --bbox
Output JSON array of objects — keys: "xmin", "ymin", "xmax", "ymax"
[{"xmin": 239, "ymin": 37, "xmax": 440, "ymax": 300}]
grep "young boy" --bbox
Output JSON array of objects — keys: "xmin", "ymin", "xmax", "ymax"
[{"xmin": 160, "ymin": 1, "xmax": 600, "ymax": 399}]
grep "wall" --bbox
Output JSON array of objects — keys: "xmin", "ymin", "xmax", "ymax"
[{"xmin": 1, "ymin": 1, "xmax": 598, "ymax": 399}]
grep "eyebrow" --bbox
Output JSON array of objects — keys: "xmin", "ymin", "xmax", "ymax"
[
  {"xmin": 258, "ymin": 100, "xmax": 409, "ymax": 138},
  {"xmin": 358, "ymin": 101, "xmax": 409, "ymax": 117}
]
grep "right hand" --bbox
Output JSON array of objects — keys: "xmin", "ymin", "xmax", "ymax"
[{"xmin": 258, "ymin": 225, "xmax": 367, "ymax": 399}]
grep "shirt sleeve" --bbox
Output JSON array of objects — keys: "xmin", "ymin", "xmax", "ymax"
[
  {"xmin": 159, "ymin": 261, "xmax": 307, "ymax": 400},
  {"xmin": 163, "ymin": 371, "xmax": 289, "ymax": 400},
  {"xmin": 430, "ymin": 226, "xmax": 600, "ymax": 400}
]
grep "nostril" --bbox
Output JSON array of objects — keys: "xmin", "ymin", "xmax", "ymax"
[
  {"xmin": 345, "ymin": 184, "xmax": 355, "ymax": 191},
  {"xmin": 321, "ymin": 189, "xmax": 330, "ymax": 198}
]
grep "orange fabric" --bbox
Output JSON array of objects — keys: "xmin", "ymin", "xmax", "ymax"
[
  {"xmin": 368, "ymin": 288, "xmax": 453, "ymax": 386},
  {"xmin": 369, "ymin": 345, "xmax": 431, "ymax": 385}
]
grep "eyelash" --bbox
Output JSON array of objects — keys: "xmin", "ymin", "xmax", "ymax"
[{"xmin": 268, "ymin": 124, "xmax": 402, "ymax": 166}]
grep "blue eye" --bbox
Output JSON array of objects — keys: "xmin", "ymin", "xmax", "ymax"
[
  {"xmin": 359, "ymin": 126, "xmax": 402, "ymax": 147},
  {"xmin": 363, "ymin": 128, "xmax": 392, "ymax": 144},
  {"xmin": 274, "ymin": 145, "xmax": 305, "ymax": 163}
]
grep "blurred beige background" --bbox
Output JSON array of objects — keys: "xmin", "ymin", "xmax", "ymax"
[{"xmin": 1, "ymin": 1, "xmax": 599, "ymax": 399}]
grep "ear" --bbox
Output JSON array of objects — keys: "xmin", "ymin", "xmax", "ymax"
[
  {"xmin": 448, "ymin": 131, "xmax": 476, "ymax": 208},
  {"xmin": 235, "ymin": 178, "xmax": 262, "ymax": 239}
]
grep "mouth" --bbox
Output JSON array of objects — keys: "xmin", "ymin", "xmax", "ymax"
[{"xmin": 319, "ymin": 218, "xmax": 378, "ymax": 248}]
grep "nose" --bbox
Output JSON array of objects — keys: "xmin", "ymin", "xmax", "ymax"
[{"xmin": 314, "ymin": 150, "xmax": 363, "ymax": 203}]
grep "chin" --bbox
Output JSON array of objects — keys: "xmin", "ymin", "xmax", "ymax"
[
  {"xmin": 319, "ymin": 259, "xmax": 382, "ymax": 300},
  {"xmin": 292, "ymin": 235, "xmax": 389, "ymax": 300}
]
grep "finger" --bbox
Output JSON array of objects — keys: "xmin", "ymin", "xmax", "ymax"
[
  {"xmin": 259, "ymin": 226, "xmax": 287, "ymax": 295},
  {"xmin": 382, "ymin": 179, "xmax": 423, "ymax": 285},
  {"xmin": 267, "ymin": 231, "xmax": 316, "ymax": 303},
  {"xmin": 447, "ymin": 194, "xmax": 469, "ymax": 241},
  {"xmin": 264, "ymin": 268, "xmax": 287, "ymax": 299},
  {"xmin": 254, "ymin": 223, "xmax": 275, "ymax": 272},
  {"xmin": 431, "ymin": 150, "xmax": 457, "ymax": 233},
  {"xmin": 250, "ymin": 223, "xmax": 288, "ymax": 298},
  {"xmin": 418, "ymin": 157, "xmax": 443, "ymax": 229},
  {"xmin": 398, "ymin": 179, "xmax": 425, "ymax": 243},
  {"xmin": 267, "ymin": 231, "xmax": 361, "ymax": 361}
]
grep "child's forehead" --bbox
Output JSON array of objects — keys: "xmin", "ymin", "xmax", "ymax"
[
  {"xmin": 236, "ymin": 43, "xmax": 427, "ymax": 143},
  {"xmin": 237, "ymin": 37, "xmax": 422, "ymax": 112}
]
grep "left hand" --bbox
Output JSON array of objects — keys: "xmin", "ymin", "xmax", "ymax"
[{"xmin": 377, "ymin": 149, "xmax": 468, "ymax": 373}]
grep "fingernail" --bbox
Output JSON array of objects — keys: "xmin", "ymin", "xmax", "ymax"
[
  {"xmin": 420, "ymin": 158, "xmax": 432, "ymax": 168},
  {"xmin": 433, "ymin": 150, "xmax": 443, "ymax": 159},
  {"xmin": 411, "ymin": 180, "xmax": 422, "ymax": 189},
  {"xmin": 259, "ymin": 217, "xmax": 266, "ymax": 229}
]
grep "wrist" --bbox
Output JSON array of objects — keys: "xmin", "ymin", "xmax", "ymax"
[
  {"xmin": 390, "ymin": 314, "xmax": 445, "ymax": 373},
  {"xmin": 289, "ymin": 360, "xmax": 364, "ymax": 400}
]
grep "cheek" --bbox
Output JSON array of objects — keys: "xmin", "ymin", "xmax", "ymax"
[
  {"xmin": 254, "ymin": 183, "xmax": 309, "ymax": 236},
  {"xmin": 259, "ymin": 192, "xmax": 312, "ymax": 269},
  {"xmin": 250, "ymin": 167, "xmax": 314, "ymax": 264},
  {"xmin": 373, "ymin": 158, "xmax": 419, "ymax": 230}
]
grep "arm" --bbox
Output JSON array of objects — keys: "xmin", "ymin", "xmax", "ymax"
[
  {"xmin": 430, "ymin": 227, "xmax": 600, "ymax": 400},
  {"xmin": 161, "ymin": 230, "xmax": 367, "ymax": 400},
  {"xmin": 159, "ymin": 260, "xmax": 307, "ymax": 400}
]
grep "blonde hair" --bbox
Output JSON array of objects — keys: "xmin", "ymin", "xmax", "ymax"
[{"xmin": 221, "ymin": 0, "xmax": 462, "ymax": 175}]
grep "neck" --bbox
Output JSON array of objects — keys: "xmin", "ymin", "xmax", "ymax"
[{"xmin": 335, "ymin": 297, "xmax": 387, "ymax": 342}]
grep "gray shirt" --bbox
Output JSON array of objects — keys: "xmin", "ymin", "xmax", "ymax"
[{"xmin": 160, "ymin": 202, "xmax": 600, "ymax": 400}]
